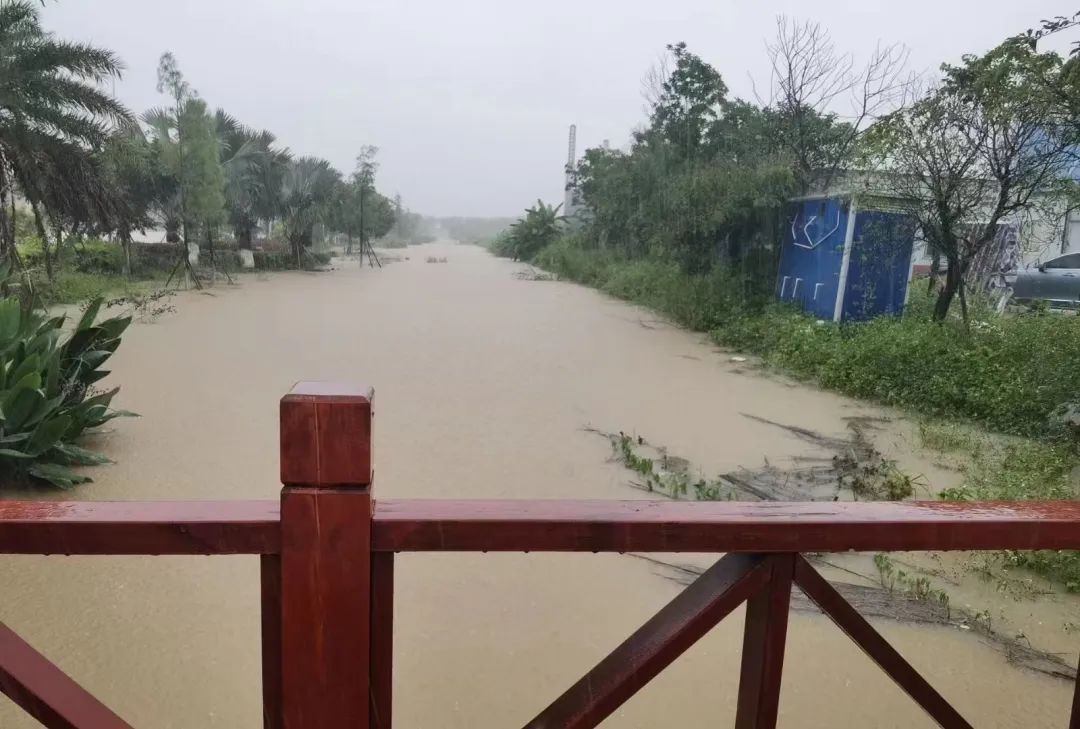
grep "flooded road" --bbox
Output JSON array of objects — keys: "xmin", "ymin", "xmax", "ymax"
[{"xmin": 0, "ymin": 242, "xmax": 1074, "ymax": 727}]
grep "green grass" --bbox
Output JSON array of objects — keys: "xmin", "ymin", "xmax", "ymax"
[
  {"xmin": 920, "ymin": 425, "xmax": 1080, "ymax": 590},
  {"xmin": 33, "ymin": 270, "xmax": 156, "ymax": 306}
]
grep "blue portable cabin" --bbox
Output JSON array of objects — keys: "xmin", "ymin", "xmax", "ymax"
[{"xmin": 775, "ymin": 193, "xmax": 917, "ymax": 321}]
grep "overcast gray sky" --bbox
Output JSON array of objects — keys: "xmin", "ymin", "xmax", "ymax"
[{"xmin": 43, "ymin": 1, "xmax": 1077, "ymax": 217}]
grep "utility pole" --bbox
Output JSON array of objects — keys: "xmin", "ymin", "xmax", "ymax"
[
  {"xmin": 394, "ymin": 194, "xmax": 402, "ymax": 241},
  {"xmin": 564, "ymin": 124, "xmax": 577, "ymax": 216}
]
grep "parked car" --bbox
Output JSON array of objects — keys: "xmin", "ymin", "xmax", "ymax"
[{"xmin": 1007, "ymin": 252, "xmax": 1080, "ymax": 307}]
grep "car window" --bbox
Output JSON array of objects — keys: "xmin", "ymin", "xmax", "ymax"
[{"xmin": 1045, "ymin": 253, "xmax": 1080, "ymax": 269}]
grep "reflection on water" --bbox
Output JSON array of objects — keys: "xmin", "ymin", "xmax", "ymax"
[{"xmin": 0, "ymin": 243, "xmax": 1072, "ymax": 727}]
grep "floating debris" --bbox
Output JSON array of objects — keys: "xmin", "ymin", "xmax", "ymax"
[{"xmin": 513, "ymin": 268, "xmax": 556, "ymax": 281}]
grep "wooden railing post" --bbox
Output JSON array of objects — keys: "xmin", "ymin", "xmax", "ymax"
[
  {"xmin": 735, "ymin": 554, "xmax": 794, "ymax": 729},
  {"xmin": 279, "ymin": 382, "xmax": 374, "ymax": 729}
]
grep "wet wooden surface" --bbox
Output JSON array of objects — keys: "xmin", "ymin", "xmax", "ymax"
[
  {"xmin": 524, "ymin": 554, "xmax": 771, "ymax": 729},
  {"xmin": 260, "ymin": 555, "xmax": 283, "ymax": 729},
  {"xmin": 371, "ymin": 499, "xmax": 1080, "ymax": 553},
  {"xmin": 793, "ymin": 556, "xmax": 974, "ymax": 729},
  {"xmin": 280, "ymin": 382, "xmax": 373, "ymax": 487},
  {"xmin": 370, "ymin": 552, "xmax": 394, "ymax": 729},
  {"xmin": 4, "ymin": 499, "xmax": 1080, "ymax": 555},
  {"xmin": 0, "ymin": 622, "xmax": 134, "ymax": 729},
  {"xmin": 735, "ymin": 555, "xmax": 794, "ymax": 729},
  {"xmin": 0, "ymin": 500, "xmax": 279, "ymax": 554},
  {"xmin": 279, "ymin": 382, "xmax": 374, "ymax": 729}
]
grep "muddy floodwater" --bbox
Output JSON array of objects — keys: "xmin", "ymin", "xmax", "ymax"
[{"xmin": 0, "ymin": 242, "xmax": 1076, "ymax": 727}]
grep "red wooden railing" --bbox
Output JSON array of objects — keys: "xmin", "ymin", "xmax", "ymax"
[{"xmin": 1, "ymin": 382, "xmax": 1079, "ymax": 728}]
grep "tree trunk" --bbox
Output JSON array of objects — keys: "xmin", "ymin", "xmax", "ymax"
[
  {"xmin": 237, "ymin": 226, "xmax": 253, "ymax": 251},
  {"xmin": 291, "ymin": 235, "xmax": 302, "ymax": 270},
  {"xmin": 120, "ymin": 228, "xmax": 133, "ymax": 279},
  {"xmin": 0, "ymin": 164, "xmax": 11, "ymax": 263},
  {"xmin": 359, "ymin": 187, "xmax": 366, "ymax": 249},
  {"xmin": 927, "ymin": 249, "xmax": 941, "ymax": 294},
  {"xmin": 957, "ymin": 276, "xmax": 970, "ymax": 329},
  {"xmin": 932, "ymin": 258, "xmax": 962, "ymax": 321},
  {"xmin": 29, "ymin": 202, "xmax": 53, "ymax": 281}
]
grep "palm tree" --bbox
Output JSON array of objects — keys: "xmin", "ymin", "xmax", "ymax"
[
  {"xmin": 214, "ymin": 110, "xmax": 290, "ymax": 251},
  {"xmin": 0, "ymin": 1, "xmax": 132, "ymax": 271},
  {"xmin": 278, "ymin": 157, "xmax": 340, "ymax": 267},
  {"xmin": 141, "ymin": 106, "xmax": 183, "ymax": 245}
]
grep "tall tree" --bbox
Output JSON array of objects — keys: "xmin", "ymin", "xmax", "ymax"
[
  {"xmin": 0, "ymin": 1, "xmax": 131, "ymax": 275},
  {"xmin": 214, "ymin": 110, "xmax": 290, "ymax": 250},
  {"xmin": 144, "ymin": 53, "xmax": 225, "ymax": 284},
  {"xmin": 866, "ymin": 35, "xmax": 1080, "ymax": 321},
  {"xmin": 98, "ymin": 127, "xmax": 173, "ymax": 278},
  {"xmin": 353, "ymin": 145, "xmax": 378, "ymax": 249},
  {"xmin": 761, "ymin": 16, "xmax": 909, "ymax": 192},
  {"xmin": 279, "ymin": 157, "xmax": 340, "ymax": 267},
  {"xmin": 178, "ymin": 99, "xmax": 225, "ymax": 253}
]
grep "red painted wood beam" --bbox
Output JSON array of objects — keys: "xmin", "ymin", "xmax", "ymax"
[
  {"xmin": 261, "ymin": 555, "xmax": 283, "ymax": 729},
  {"xmin": 735, "ymin": 555, "xmax": 795, "ymax": 729},
  {"xmin": 279, "ymin": 382, "xmax": 374, "ymax": 729},
  {"xmin": 370, "ymin": 552, "xmax": 394, "ymax": 729},
  {"xmin": 522, "ymin": 553, "xmax": 772, "ymax": 729},
  {"xmin": 0, "ymin": 500, "xmax": 279, "ymax": 555},
  {"xmin": 3, "ymin": 499, "xmax": 1080, "ymax": 556},
  {"xmin": 372, "ymin": 499, "xmax": 1080, "ymax": 553},
  {"xmin": 792, "ymin": 556, "xmax": 973, "ymax": 729},
  {"xmin": 0, "ymin": 621, "xmax": 133, "ymax": 729}
]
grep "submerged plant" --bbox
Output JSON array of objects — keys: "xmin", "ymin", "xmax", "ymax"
[{"xmin": 0, "ymin": 296, "xmax": 135, "ymax": 487}]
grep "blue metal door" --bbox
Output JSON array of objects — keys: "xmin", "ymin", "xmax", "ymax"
[
  {"xmin": 840, "ymin": 210, "xmax": 916, "ymax": 321},
  {"xmin": 775, "ymin": 198, "xmax": 850, "ymax": 319}
]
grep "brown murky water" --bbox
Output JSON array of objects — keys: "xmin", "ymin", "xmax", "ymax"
[{"xmin": 0, "ymin": 242, "xmax": 1075, "ymax": 727}]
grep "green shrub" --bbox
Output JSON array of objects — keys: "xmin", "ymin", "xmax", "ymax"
[
  {"xmin": 532, "ymin": 235, "xmax": 613, "ymax": 287},
  {"xmin": 0, "ymin": 296, "xmax": 134, "ymax": 488},
  {"xmin": 70, "ymin": 239, "xmax": 126, "ymax": 275},
  {"xmin": 35, "ymin": 271, "xmax": 147, "ymax": 306},
  {"xmin": 711, "ymin": 304, "xmax": 1080, "ymax": 438},
  {"xmin": 251, "ymin": 248, "xmax": 331, "ymax": 271},
  {"xmin": 925, "ymin": 431, "xmax": 1080, "ymax": 589},
  {"xmin": 306, "ymin": 250, "xmax": 333, "ymax": 267}
]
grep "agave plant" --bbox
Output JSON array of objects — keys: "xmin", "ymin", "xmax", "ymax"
[{"xmin": 0, "ymin": 295, "xmax": 134, "ymax": 488}]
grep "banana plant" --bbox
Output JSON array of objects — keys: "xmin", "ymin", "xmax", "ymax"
[{"xmin": 0, "ymin": 296, "xmax": 135, "ymax": 488}]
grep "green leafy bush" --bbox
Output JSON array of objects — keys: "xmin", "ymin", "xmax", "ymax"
[
  {"xmin": 0, "ymin": 296, "xmax": 134, "ymax": 488},
  {"xmin": 252, "ymin": 248, "xmax": 332, "ymax": 271}
]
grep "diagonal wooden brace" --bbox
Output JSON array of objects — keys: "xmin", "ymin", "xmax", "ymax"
[
  {"xmin": 0, "ymin": 621, "xmax": 134, "ymax": 729},
  {"xmin": 793, "ymin": 555, "xmax": 973, "ymax": 729},
  {"xmin": 523, "ymin": 552, "xmax": 773, "ymax": 729}
]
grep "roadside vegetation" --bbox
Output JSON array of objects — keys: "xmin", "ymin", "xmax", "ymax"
[
  {"xmin": 0, "ymin": 1, "xmax": 406, "ymax": 309},
  {"xmin": 489, "ymin": 17, "xmax": 1080, "ymax": 589},
  {"xmin": 0, "ymin": 1, "xmax": 410, "ymax": 485},
  {"xmin": 492, "ymin": 17, "xmax": 1080, "ymax": 440}
]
